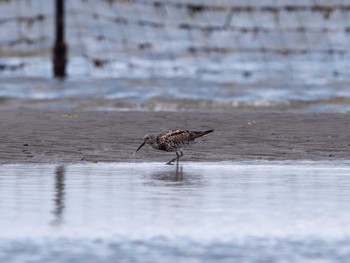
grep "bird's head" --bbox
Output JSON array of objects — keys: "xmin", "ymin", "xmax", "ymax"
[{"xmin": 135, "ymin": 134, "xmax": 156, "ymax": 152}]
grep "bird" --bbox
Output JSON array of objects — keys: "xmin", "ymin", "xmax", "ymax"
[{"xmin": 135, "ymin": 129, "xmax": 214, "ymax": 165}]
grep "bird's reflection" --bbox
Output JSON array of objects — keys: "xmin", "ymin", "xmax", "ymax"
[
  {"xmin": 151, "ymin": 163, "xmax": 184, "ymax": 182},
  {"xmin": 149, "ymin": 163, "xmax": 203, "ymax": 186},
  {"xmin": 51, "ymin": 165, "xmax": 65, "ymax": 227}
]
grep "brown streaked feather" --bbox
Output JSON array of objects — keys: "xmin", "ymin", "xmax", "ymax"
[
  {"xmin": 156, "ymin": 129, "xmax": 214, "ymax": 151},
  {"xmin": 136, "ymin": 129, "xmax": 214, "ymax": 163}
]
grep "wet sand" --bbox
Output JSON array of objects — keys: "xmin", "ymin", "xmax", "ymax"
[{"xmin": 0, "ymin": 109, "xmax": 349, "ymax": 164}]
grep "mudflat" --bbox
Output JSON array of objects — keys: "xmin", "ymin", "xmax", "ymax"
[{"xmin": 0, "ymin": 109, "xmax": 349, "ymax": 164}]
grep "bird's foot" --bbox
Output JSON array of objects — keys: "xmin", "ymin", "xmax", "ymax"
[{"xmin": 166, "ymin": 157, "xmax": 178, "ymax": 165}]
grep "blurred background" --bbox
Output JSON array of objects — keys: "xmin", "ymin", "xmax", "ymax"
[{"xmin": 1, "ymin": 0, "xmax": 350, "ymax": 111}]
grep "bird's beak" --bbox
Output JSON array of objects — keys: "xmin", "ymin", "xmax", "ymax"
[{"xmin": 135, "ymin": 141, "xmax": 146, "ymax": 152}]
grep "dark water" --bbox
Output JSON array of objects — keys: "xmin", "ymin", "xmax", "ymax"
[{"xmin": 1, "ymin": 162, "xmax": 350, "ymax": 262}]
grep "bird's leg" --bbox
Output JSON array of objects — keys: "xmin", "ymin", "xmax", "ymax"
[
  {"xmin": 176, "ymin": 151, "xmax": 184, "ymax": 163},
  {"xmin": 166, "ymin": 157, "xmax": 176, "ymax": 165},
  {"xmin": 166, "ymin": 151, "xmax": 180, "ymax": 165},
  {"xmin": 175, "ymin": 151, "xmax": 184, "ymax": 164}
]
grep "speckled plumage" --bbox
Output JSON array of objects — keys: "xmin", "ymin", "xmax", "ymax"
[{"xmin": 135, "ymin": 129, "xmax": 214, "ymax": 164}]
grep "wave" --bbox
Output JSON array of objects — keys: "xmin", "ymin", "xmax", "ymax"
[{"xmin": 1, "ymin": 96, "xmax": 350, "ymax": 112}]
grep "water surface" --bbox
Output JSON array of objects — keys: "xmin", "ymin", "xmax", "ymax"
[
  {"xmin": 2, "ymin": 1, "xmax": 350, "ymax": 112},
  {"xmin": 0, "ymin": 162, "xmax": 350, "ymax": 262}
]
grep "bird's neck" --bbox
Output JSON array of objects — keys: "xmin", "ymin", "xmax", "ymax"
[{"xmin": 148, "ymin": 137, "xmax": 157, "ymax": 146}]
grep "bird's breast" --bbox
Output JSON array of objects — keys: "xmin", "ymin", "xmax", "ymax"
[{"xmin": 154, "ymin": 140, "xmax": 192, "ymax": 152}]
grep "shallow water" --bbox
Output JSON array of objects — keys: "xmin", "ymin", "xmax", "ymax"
[
  {"xmin": 2, "ymin": 76, "xmax": 350, "ymax": 112},
  {"xmin": 0, "ymin": 162, "xmax": 350, "ymax": 262}
]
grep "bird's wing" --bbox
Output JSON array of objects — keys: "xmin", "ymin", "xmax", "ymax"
[{"xmin": 157, "ymin": 129, "xmax": 201, "ymax": 144}]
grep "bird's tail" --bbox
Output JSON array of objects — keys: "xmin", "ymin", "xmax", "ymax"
[{"xmin": 197, "ymin": 129, "xmax": 214, "ymax": 138}]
